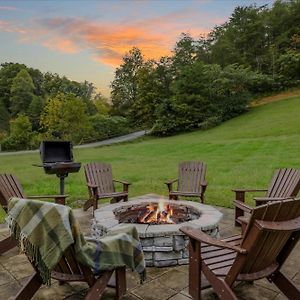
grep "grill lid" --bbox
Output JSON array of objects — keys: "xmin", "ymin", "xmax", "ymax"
[{"xmin": 40, "ymin": 141, "xmax": 73, "ymax": 163}]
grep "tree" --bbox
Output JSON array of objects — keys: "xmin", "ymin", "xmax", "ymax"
[
  {"xmin": 28, "ymin": 95, "xmax": 45, "ymax": 130},
  {"xmin": 132, "ymin": 59, "xmax": 172, "ymax": 127},
  {"xmin": 10, "ymin": 69, "xmax": 35, "ymax": 116},
  {"xmin": 1, "ymin": 114, "xmax": 34, "ymax": 150},
  {"xmin": 130, "ymin": 61, "xmax": 159, "ymax": 127},
  {"xmin": 40, "ymin": 93, "xmax": 91, "ymax": 144},
  {"xmin": 172, "ymin": 33, "xmax": 197, "ymax": 68},
  {"xmin": 0, "ymin": 62, "xmax": 26, "ymax": 110},
  {"xmin": 111, "ymin": 47, "xmax": 144, "ymax": 116},
  {"xmin": 0, "ymin": 99, "xmax": 10, "ymax": 131},
  {"xmin": 28, "ymin": 67, "xmax": 45, "ymax": 97},
  {"xmin": 94, "ymin": 93, "xmax": 111, "ymax": 115}
]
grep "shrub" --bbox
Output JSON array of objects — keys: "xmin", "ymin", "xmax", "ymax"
[
  {"xmin": 1, "ymin": 114, "xmax": 38, "ymax": 151},
  {"xmin": 88, "ymin": 115, "xmax": 132, "ymax": 141}
]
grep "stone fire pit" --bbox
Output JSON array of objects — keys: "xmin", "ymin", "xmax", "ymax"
[{"xmin": 91, "ymin": 194, "xmax": 223, "ymax": 267}]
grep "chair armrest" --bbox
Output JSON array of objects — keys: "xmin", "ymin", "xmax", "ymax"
[
  {"xmin": 180, "ymin": 226, "xmax": 247, "ymax": 254},
  {"xmin": 232, "ymin": 188, "xmax": 268, "ymax": 203},
  {"xmin": 254, "ymin": 196, "xmax": 293, "ymax": 206},
  {"xmin": 86, "ymin": 182, "xmax": 98, "ymax": 189},
  {"xmin": 164, "ymin": 179, "xmax": 178, "ymax": 193},
  {"xmin": 200, "ymin": 181, "xmax": 208, "ymax": 196},
  {"xmin": 27, "ymin": 195, "xmax": 68, "ymax": 205},
  {"xmin": 113, "ymin": 179, "xmax": 131, "ymax": 185},
  {"xmin": 255, "ymin": 216, "xmax": 300, "ymax": 232},
  {"xmin": 164, "ymin": 179, "xmax": 178, "ymax": 185},
  {"xmin": 200, "ymin": 180, "xmax": 208, "ymax": 187},
  {"xmin": 254, "ymin": 196, "xmax": 293, "ymax": 202},
  {"xmin": 113, "ymin": 179, "xmax": 130, "ymax": 193},
  {"xmin": 232, "ymin": 188, "xmax": 268, "ymax": 193},
  {"xmin": 28, "ymin": 195, "xmax": 68, "ymax": 199},
  {"xmin": 233, "ymin": 200, "xmax": 253, "ymax": 214}
]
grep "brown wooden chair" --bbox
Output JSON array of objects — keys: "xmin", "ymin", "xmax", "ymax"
[
  {"xmin": 9, "ymin": 201, "xmax": 126, "ymax": 300},
  {"xmin": 83, "ymin": 162, "xmax": 130, "ymax": 211},
  {"xmin": 165, "ymin": 161, "xmax": 207, "ymax": 203},
  {"xmin": 181, "ymin": 198, "xmax": 300, "ymax": 300},
  {"xmin": 0, "ymin": 173, "xmax": 67, "ymax": 255},
  {"xmin": 233, "ymin": 168, "xmax": 300, "ymax": 226},
  {"xmin": 15, "ymin": 250, "xmax": 126, "ymax": 300}
]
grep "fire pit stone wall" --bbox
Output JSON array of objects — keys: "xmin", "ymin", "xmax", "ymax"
[{"xmin": 91, "ymin": 194, "xmax": 223, "ymax": 267}]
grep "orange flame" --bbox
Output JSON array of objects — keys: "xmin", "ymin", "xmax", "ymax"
[{"xmin": 138, "ymin": 201, "xmax": 174, "ymax": 224}]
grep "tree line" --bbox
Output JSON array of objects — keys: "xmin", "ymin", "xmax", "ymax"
[
  {"xmin": 0, "ymin": 63, "xmax": 132, "ymax": 150},
  {"xmin": 110, "ymin": 0, "xmax": 300, "ymax": 136},
  {"xmin": 0, "ymin": 0, "xmax": 299, "ymax": 150}
]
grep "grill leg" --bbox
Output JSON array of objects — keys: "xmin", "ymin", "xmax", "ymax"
[{"xmin": 57, "ymin": 174, "xmax": 68, "ymax": 195}]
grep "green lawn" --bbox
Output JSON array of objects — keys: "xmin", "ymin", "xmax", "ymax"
[{"xmin": 1, "ymin": 94, "xmax": 300, "ymax": 222}]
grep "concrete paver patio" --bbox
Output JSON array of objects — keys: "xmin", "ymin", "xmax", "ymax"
[{"xmin": 0, "ymin": 199, "xmax": 299, "ymax": 300}]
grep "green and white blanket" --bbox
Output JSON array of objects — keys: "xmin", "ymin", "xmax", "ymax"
[{"xmin": 7, "ymin": 197, "xmax": 146, "ymax": 284}]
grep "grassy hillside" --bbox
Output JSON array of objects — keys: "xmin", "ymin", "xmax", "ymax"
[{"xmin": 1, "ymin": 94, "xmax": 300, "ymax": 221}]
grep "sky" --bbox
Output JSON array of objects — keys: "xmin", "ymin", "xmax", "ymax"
[{"xmin": 0, "ymin": 0, "xmax": 274, "ymax": 97}]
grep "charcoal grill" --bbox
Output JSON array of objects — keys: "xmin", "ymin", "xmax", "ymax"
[{"xmin": 38, "ymin": 141, "xmax": 81, "ymax": 194}]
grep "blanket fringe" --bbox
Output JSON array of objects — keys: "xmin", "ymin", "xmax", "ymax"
[{"xmin": 10, "ymin": 220, "xmax": 51, "ymax": 285}]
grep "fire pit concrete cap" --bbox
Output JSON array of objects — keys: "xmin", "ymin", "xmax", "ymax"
[{"xmin": 93, "ymin": 194, "xmax": 223, "ymax": 238}]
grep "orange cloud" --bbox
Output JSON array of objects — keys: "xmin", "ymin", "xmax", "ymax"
[
  {"xmin": 1, "ymin": 8, "xmax": 220, "ymax": 67},
  {"xmin": 34, "ymin": 15, "xmax": 212, "ymax": 66},
  {"xmin": 33, "ymin": 17, "xmax": 176, "ymax": 65},
  {"xmin": 42, "ymin": 37, "xmax": 80, "ymax": 54}
]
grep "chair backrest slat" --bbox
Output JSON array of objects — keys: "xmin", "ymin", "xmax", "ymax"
[
  {"xmin": 84, "ymin": 163, "xmax": 115, "ymax": 195},
  {"xmin": 0, "ymin": 174, "xmax": 25, "ymax": 209},
  {"xmin": 178, "ymin": 161, "xmax": 206, "ymax": 193},
  {"xmin": 267, "ymin": 168, "xmax": 300, "ymax": 198},
  {"xmin": 238, "ymin": 200, "xmax": 300, "ymax": 275}
]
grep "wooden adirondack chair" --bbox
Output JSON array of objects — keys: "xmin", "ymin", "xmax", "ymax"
[
  {"xmin": 9, "ymin": 202, "xmax": 126, "ymax": 300},
  {"xmin": 0, "ymin": 173, "xmax": 67, "ymax": 255},
  {"xmin": 165, "ymin": 161, "xmax": 207, "ymax": 203},
  {"xmin": 15, "ymin": 251, "xmax": 126, "ymax": 300},
  {"xmin": 181, "ymin": 199, "xmax": 300, "ymax": 300},
  {"xmin": 233, "ymin": 168, "xmax": 300, "ymax": 226},
  {"xmin": 83, "ymin": 162, "xmax": 130, "ymax": 211}
]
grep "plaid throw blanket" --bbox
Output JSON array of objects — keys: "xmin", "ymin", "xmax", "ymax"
[{"xmin": 7, "ymin": 198, "xmax": 146, "ymax": 284}]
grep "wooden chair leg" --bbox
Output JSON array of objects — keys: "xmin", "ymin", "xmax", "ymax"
[
  {"xmin": 93, "ymin": 198, "xmax": 98, "ymax": 211},
  {"xmin": 13, "ymin": 272, "xmax": 43, "ymax": 300},
  {"xmin": 85, "ymin": 270, "xmax": 113, "ymax": 300},
  {"xmin": 216, "ymin": 281, "xmax": 239, "ymax": 300},
  {"xmin": 115, "ymin": 267, "xmax": 126, "ymax": 299},
  {"xmin": 268, "ymin": 270, "xmax": 300, "ymax": 300},
  {"xmin": 0, "ymin": 236, "xmax": 17, "ymax": 255},
  {"xmin": 83, "ymin": 199, "xmax": 93, "ymax": 211},
  {"xmin": 189, "ymin": 240, "xmax": 202, "ymax": 300},
  {"xmin": 234, "ymin": 191, "xmax": 246, "ymax": 226}
]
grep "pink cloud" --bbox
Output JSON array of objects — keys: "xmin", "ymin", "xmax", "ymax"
[
  {"xmin": 0, "ymin": 6, "xmax": 18, "ymax": 11},
  {"xmin": 33, "ymin": 17, "xmax": 176, "ymax": 65},
  {"xmin": 0, "ymin": 20, "xmax": 27, "ymax": 34},
  {"xmin": 33, "ymin": 14, "xmax": 212, "ymax": 65},
  {"xmin": 0, "ymin": 8, "xmax": 219, "ymax": 66}
]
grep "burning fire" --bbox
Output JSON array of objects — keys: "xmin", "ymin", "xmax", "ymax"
[{"xmin": 138, "ymin": 201, "xmax": 174, "ymax": 224}]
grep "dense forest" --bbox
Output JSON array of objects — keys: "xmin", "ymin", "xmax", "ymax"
[
  {"xmin": 111, "ymin": 0, "xmax": 300, "ymax": 136},
  {"xmin": 0, "ymin": 64, "xmax": 132, "ymax": 150},
  {"xmin": 0, "ymin": 0, "xmax": 299, "ymax": 150}
]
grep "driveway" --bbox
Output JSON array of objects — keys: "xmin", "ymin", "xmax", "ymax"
[{"xmin": 0, "ymin": 130, "xmax": 147, "ymax": 156}]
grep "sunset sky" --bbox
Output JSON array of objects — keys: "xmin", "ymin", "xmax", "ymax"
[{"xmin": 0, "ymin": 0, "xmax": 274, "ymax": 97}]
